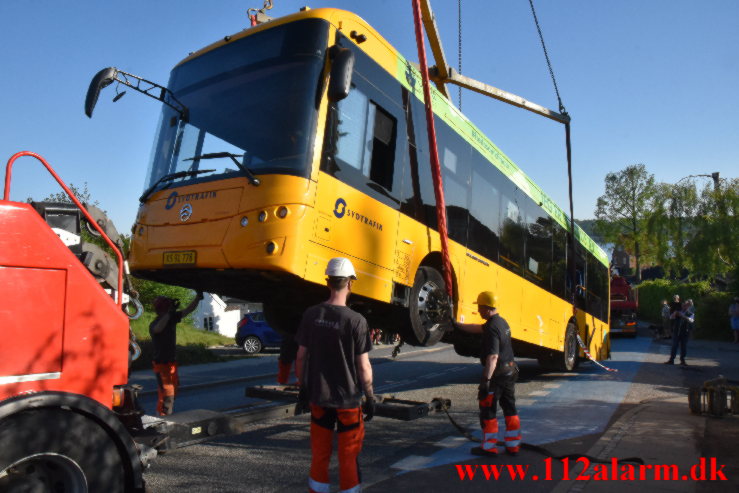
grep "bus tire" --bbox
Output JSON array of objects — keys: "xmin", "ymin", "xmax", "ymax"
[
  {"xmin": 556, "ymin": 323, "xmax": 579, "ymax": 372},
  {"xmin": 404, "ymin": 266, "xmax": 450, "ymax": 347},
  {"xmin": 0, "ymin": 408, "xmax": 127, "ymax": 492}
]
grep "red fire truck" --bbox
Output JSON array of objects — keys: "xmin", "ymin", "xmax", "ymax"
[{"xmin": 609, "ymin": 274, "xmax": 638, "ymax": 337}]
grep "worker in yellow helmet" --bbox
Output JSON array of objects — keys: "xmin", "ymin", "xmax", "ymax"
[{"xmin": 453, "ymin": 291, "xmax": 521, "ymax": 456}]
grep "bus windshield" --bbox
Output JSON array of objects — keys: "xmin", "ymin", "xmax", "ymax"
[{"xmin": 144, "ymin": 18, "xmax": 329, "ymax": 192}]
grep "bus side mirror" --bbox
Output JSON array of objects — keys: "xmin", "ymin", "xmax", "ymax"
[
  {"xmin": 85, "ymin": 67, "xmax": 118, "ymax": 118},
  {"xmin": 327, "ymin": 46, "xmax": 354, "ymax": 102}
]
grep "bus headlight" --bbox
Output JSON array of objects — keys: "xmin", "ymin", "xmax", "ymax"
[
  {"xmin": 266, "ymin": 241, "xmax": 278, "ymax": 255},
  {"xmin": 240, "ymin": 216, "xmax": 249, "ymax": 227},
  {"xmin": 258, "ymin": 211, "xmax": 267, "ymax": 222},
  {"xmin": 276, "ymin": 206, "xmax": 289, "ymax": 219}
]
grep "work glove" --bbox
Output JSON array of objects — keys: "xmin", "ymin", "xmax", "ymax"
[
  {"xmin": 477, "ymin": 379, "xmax": 491, "ymax": 401},
  {"xmin": 362, "ymin": 394, "xmax": 376, "ymax": 422}
]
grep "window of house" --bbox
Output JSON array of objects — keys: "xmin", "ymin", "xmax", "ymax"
[{"xmin": 203, "ymin": 316, "xmax": 215, "ymax": 331}]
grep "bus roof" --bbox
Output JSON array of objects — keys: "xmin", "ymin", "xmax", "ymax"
[{"xmin": 176, "ymin": 7, "xmax": 609, "ymax": 267}]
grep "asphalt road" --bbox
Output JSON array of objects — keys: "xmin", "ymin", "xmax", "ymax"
[{"xmin": 140, "ymin": 332, "xmax": 672, "ymax": 492}]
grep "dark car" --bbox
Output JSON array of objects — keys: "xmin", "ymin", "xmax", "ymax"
[{"xmin": 235, "ymin": 312, "xmax": 282, "ymax": 354}]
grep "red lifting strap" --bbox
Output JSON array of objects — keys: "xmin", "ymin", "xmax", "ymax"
[{"xmin": 411, "ymin": 0, "xmax": 454, "ymax": 298}]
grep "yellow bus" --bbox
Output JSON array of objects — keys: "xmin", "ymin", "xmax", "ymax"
[{"xmin": 90, "ymin": 7, "xmax": 609, "ymax": 370}]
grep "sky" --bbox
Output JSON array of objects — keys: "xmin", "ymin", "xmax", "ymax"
[{"xmin": 2, "ymin": 0, "xmax": 737, "ymax": 232}]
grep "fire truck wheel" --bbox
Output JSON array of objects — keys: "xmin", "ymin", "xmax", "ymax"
[
  {"xmin": 404, "ymin": 266, "xmax": 450, "ymax": 346},
  {"xmin": 0, "ymin": 408, "xmax": 126, "ymax": 493}
]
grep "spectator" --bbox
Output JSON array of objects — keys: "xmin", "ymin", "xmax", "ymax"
[
  {"xmin": 659, "ymin": 300, "xmax": 671, "ymax": 340},
  {"xmin": 665, "ymin": 299, "xmax": 694, "ymax": 366},
  {"xmin": 729, "ymin": 297, "xmax": 739, "ymax": 344}
]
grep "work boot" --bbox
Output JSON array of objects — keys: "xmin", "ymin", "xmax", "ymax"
[
  {"xmin": 664, "ymin": 360, "xmax": 674, "ymax": 365},
  {"xmin": 680, "ymin": 360, "xmax": 688, "ymax": 366},
  {"xmin": 470, "ymin": 446, "xmax": 498, "ymax": 457}
]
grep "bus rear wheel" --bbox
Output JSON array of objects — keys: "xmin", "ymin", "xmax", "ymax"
[
  {"xmin": 0, "ymin": 408, "xmax": 127, "ymax": 493},
  {"xmin": 537, "ymin": 323, "xmax": 579, "ymax": 372},
  {"xmin": 403, "ymin": 266, "xmax": 451, "ymax": 347}
]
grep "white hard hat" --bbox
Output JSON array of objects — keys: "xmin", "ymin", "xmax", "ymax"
[{"xmin": 325, "ymin": 257, "xmax": 357, "ymax": 279}]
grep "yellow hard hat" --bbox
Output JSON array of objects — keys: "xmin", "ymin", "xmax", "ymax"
[{"xmin": 474, "ymin": 291, "xmax": 497, "ymax": 308}]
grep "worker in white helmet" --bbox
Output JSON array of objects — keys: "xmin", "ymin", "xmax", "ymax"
[{"xmin": 296, "ymin": 257, "xmax": 375, "ymax": 493}]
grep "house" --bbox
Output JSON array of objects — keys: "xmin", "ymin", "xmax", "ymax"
[{"xmin": 193, "ymin": 293, "xmax": 261, "ymax": 338}]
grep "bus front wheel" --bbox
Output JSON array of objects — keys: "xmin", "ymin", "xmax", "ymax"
[
  {"xmin": 537, "ymin": 323, "xmax": 579, "ymax": 372},
  {"xmin": 404, "ymin": 266, "xmax": 451, "ymax": 347}
]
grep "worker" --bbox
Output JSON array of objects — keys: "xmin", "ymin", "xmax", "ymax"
[
  {"xmin": 295, "ymin": 257, "xmax": 375, "ymax": 493},
  {"xmin": 277, "ymin": 334, "xmax": 299, "ymax": 385},
  {"xmin": 452, "ymin": 291, "xmax": 521, "ymax": 456},
  {"xmin": 150, "ymin": 291, "xmax": 203, "ymax": 415}
]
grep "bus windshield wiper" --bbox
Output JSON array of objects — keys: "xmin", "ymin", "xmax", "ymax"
[
  {"xmin": 186, "ymin": 152, "xmax": 261, "ymax": 187},
  {"xmin": 139, "ymin": 169, "xmax": 215, "ymax": 203}
]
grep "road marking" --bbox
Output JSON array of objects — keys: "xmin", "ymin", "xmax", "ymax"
[
  {"xmin": 390, "ymin": 455, "xmax": 434, "ymax": 471},
  {"xmin": 516, "ymin": 399, "xmax": 536, "ymax": 406},
  {"xmin": 434, "ymin": 436, "xmax": 468, "ymax": 448},
  {"xmin": 529, "ymin": 390, "xmax": 550, "ymax": 396},
  {"xmin": 543, "ymin": 383, "xmax": 561, "ymax": 389}
]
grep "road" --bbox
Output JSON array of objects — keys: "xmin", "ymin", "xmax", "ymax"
[{"xmin": 139, "ymin": 333, "xmax": 674, "ymax": 492}]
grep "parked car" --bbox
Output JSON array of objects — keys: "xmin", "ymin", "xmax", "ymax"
[{"xmin": 235, "ymin": 312, "xmax": 282, "ymax": 353}]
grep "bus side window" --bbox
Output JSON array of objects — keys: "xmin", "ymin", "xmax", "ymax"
[
  {"xmin": 499, "ymin": 193, "xmax": 524, "ymax": 274},
  {"xmin": 334, "ymin": 86, "xmax": 396, "ymax": 191},
  {"xmin": 369, "ymin": 105, "xmax": 396, "ymax": 191}
]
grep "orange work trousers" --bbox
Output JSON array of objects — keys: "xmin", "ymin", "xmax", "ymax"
[
  {"xmin": 309, "ymin": 404, "xmax": 364, "ymax": 493},
  {"xmin": 153, "ymin": 362, "xmax": 179, "ymax": 416}
]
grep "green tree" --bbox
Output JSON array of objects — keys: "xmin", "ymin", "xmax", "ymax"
[
  {"xmin": 647, "ymin": 180, "xmax": 700, "ymax": 276},
  {"xmin": 594, "ymin": 164, "xmax": 657, "ymax": 281}
]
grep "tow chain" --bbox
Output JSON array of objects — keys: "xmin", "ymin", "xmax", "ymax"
[
  {"xmin": 576, "ymin": 334, "xmax": 617, "ymax": 372},
  {"xmin": 439, "ymin": 398, "xmax": 642, "ymax": 465}
]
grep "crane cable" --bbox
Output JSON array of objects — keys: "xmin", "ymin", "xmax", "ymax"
[{"xmin": 527, "ymin": 1, "xmax": 577, "ymax": 312}]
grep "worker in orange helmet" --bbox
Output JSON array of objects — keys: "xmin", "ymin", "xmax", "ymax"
[
  {"xmin": 296, "ymin": 257, "xmax": 375, "ymax": 493},
  {"xmin": 453, "ymin": 291, "xmax": 521, "ymax": 456},
  {"xmin": 150, "ymin": 291, "xmax": 203, "ymax": 415}
]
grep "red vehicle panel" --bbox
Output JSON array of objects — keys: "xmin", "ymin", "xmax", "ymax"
[{"xmin": 0, "ymin": 202, "xmax": 129, "ymax": 408}]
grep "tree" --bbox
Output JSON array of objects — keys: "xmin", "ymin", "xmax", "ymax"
[{"xmin": 594, "ymin": 164, "xmax": 658, "ymax": 281}]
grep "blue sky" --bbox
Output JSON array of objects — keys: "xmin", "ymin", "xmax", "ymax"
[{"xmin": 2, "ymin": 0, "xmax": 737, "ymax": 231}]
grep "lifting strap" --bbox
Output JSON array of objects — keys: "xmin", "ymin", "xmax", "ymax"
[{"xmin": 411, "ymin": 0, "xmax": 454, "ymax": 298}]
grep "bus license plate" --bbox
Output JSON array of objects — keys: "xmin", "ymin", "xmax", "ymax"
[{"xmin": 163, "ymin": 250, "xmax": 196, "ymax": 266}]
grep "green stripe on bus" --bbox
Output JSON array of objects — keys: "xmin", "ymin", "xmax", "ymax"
[{"xmin": 395, "ymin": 57, "xmax": 608, "ymax": 267}]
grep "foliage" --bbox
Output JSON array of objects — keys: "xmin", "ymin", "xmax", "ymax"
[
  {"xmin": 594, "ymin": 164, "xmax": 657, "ymax": 281},
  {"xmin": 647, "ymin": 176, "xmax": 738, "ymax": 279},
  {"xmin": 129, "ymin": 312, "xmax": 233, "ymax": 371},
  {"xmin": 33, "ymin": 182, "xmax": 101, "ymax": 208},
  {"xmin": 131, "ymin": 277, "xmax": 199, "ymax": 314}
]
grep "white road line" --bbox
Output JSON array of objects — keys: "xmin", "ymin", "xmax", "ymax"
[
  {"xmin": 543, "ymin": 383, "xmax": 561, "ymax": 389},
  {"xmin": 528, "ymin": 390, "xmax": 550, "ymax": 397},
  {"xmin": 390, "ymin": 455, "xmax": 434, "ymax": 471},
  {"xmin": 516, "ymin": 399, "xmax": 536, "ymax": 406},
  {"xmin": 434, "ymin": 436, "xmax": 468, "ymax": 448}
]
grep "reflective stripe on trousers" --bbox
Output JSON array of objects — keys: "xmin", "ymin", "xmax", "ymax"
[
  {"xmin": 153, "ymin": 362, "xmax": 178, "ymax": 416},
  {"xmin": 309, "ymin": 404, "xmax": 364, "ymax": 493}
]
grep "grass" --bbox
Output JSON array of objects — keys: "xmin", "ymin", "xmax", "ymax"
[{"xmin": 129, "ymin": 312, "xmax": 237, "ymax": 371}]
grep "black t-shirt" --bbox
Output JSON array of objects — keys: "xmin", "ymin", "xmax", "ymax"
[
  {"xmin": 150, "ymin": 312, "xmax": 182, "ymax": 364},
  {"xmin": 669, "ymin": 301, "xmax": 682, "ymax": 316},
  {"xmin": 480, "ymin": 313, "xmax": 514, "ymax": 367},
  {"xmin": 296, "ymin": 303, "xmax": 371, "ymax": 408}
]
